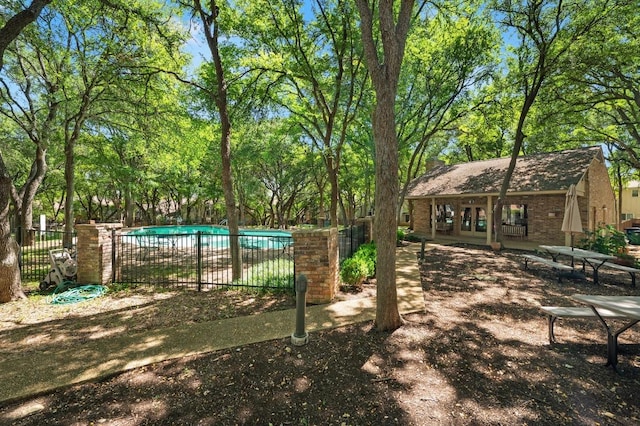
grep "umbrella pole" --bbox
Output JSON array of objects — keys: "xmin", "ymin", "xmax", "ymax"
[{"xmin": 570, "ymin": 233, "xmax": 575, "ymax": 267}]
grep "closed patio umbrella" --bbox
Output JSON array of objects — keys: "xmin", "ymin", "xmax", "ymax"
[{"xmin": 561, "ymin": 184, "xmax": 583, "ymax": 249}]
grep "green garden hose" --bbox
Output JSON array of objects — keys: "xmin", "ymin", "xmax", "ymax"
[{"xmin": 49, "ymin": 284, "xmax": 108, "ymax": 305}]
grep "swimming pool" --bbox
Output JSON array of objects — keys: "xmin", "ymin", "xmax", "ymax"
[{"xmin": 124, "ymin": 225, "xmax": 292, "ymax": 249}]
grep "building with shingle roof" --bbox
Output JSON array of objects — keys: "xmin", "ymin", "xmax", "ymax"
[{"xmin": 405, "ymin": 146, "xmax": 616, "ymax": 246}]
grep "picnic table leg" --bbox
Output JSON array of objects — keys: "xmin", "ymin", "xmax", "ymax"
[
  {"xmin": 593, "ymin": 260, "xmax": 610, "ymax": 285},
  {"xmin": 606, "ymin": 331, "xmax": 618, "ymax": 369},
  {"xmin": 547, "ymin": 315, "xmax": 558, "ymax": 344},
  {"xmin": 589, "ymin": 306, "xmax": 639, "ymax": 371},
  {"xmin": 583, "ymin": 259, "xmax": 605, "ymax": 285},
  {"xmin": 608, "ymin": 321, "xmax": 639, "ymax": 369}
]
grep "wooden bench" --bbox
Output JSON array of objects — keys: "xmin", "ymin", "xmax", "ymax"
[
  {"xmin": 502, "ymin": 224, "xmax": 526, "ymax": 239},
  {"xmin": 586, "ymin": 260, "xmax": 638, "ymax": 287},
  {"xmin": 522, "ymin": 254, "xmax": 574, "ymax": 282},
  {"xmin": 540, "ymin": 306, "xmax": 627, "ymax": 343}
]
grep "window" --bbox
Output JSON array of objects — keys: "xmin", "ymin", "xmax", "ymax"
[
  {"xmin": 502, "ymin": 204, "xmax": 527, "ymax": 226},
  {"xmin": 632, "ymin": 189, "xmax": 639, "ymax": 197},
  {"xmin": 436, "ymin": 204, "xmax": 454, "ymax": 224}
]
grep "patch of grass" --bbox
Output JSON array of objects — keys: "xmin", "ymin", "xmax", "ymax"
[{"xmin": 234, "ymin": 258, "xmax": 294, "ymax": 291}]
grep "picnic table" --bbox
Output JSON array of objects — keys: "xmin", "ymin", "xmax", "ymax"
[
  {"xmin": 539, "ymin": 245, "xmax": 616, "ymax": 284},
  {"xmin": 572, "ymin": 294, "xmax": 640, "ymax": 370}
]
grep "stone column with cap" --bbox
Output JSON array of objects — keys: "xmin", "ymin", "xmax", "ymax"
[
  {"xmin": 292, "ymin": 228, "xmax": 339, "ymax": 304},
  {"xmin": 75, "ymin": 222, "xmax": 123, "ymax": 285}
]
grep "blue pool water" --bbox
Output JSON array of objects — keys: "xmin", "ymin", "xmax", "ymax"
[{"xmin": 124, "ymin": 225, "xmax": 292, "ymax": 249}]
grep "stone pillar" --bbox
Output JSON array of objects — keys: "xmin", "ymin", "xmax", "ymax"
[
  {"xmin": 76, "ymin": 222, "xmax": 123, "ymax": 285},
  {"xmin": 292, "ymin": 228, "xmax": 339, "ymax": 304}
]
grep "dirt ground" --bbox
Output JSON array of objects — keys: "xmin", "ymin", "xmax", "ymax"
[{"xmin": 2, "ymin": 243, "xmax": 640, "ymax": 425}]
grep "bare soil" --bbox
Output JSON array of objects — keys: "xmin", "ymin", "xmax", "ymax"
[{"xmin": 2, "ymin": 243, "xmax": 640, "ymax": 425}]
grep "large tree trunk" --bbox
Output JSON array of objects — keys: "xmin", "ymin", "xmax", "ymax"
[
  {"xmin": 314, "ymin": 176, "xmax": 327, "ymax": 227},
  {"xmin": 0, "ymin": 0, "xmax": 52, "ymax": 302},
  {"xmin": 63, "ymin": 138, "xmax": 75, "ymax": 245},
  {"xmin": 124, "ymin": 186, "xmax": 135, "ymax": 227},
  {"xmin": 356, "ymin": 0, "xmax": 414, "ymax": 331},
  {"xmin": 220, "ymin": 125, "xmax": 241, "ymax": 280},
  {"xmin": 197, "ymin": 0, "xmax": 241, "ymax": 280},
  {"xmin": 372, "ymin": 91, "xmax": 403, "ymax": 330},
  {"xmin": 17, "ymin": 145, "xmax": 48, "ymax": 246},
  {"xmin": 0, "ymin": 157, "xmax": 25, "ymax": 303},
  {"xmin": 63, "ymin": 96, "xmax": 89, "ymax": 245},
  {"xmin": 327, "ymin": 156, "xmax": 340, "ymax": 227},
  {"xmin": 493, "ymin": 91, "xmax": 537, "ymax": 247},
  {"xmin": 0, "ymin": 230, "xmax": 22, "ymax": 303}
]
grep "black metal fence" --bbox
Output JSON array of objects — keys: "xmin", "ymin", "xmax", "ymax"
[
  {"xmin": 17, "ymin": 228, "xmax": 76, "ymax": 283},
  {"xmin": 18, "ymin": 225, "xmax": 366, "ymax": 290},
  {"xmin": 114, "ymin": 231, "xmax": 295, "ymax": 291},
  {"xmin": 338, "ymin": 224, "xmax": 366, "ymax": 264}
]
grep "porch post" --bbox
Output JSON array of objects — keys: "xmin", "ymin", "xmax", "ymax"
[
  {"xmin": 431, "ymin": 197, "xmax": 437, "ymax": 240},
  {"xmin": 486, "ymin": 196, "xmax": 493, "ymax": 245}
]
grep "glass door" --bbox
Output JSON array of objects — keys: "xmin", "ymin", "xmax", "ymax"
[
  {"xmin": 460, "ymin": 206, "xmax": 473, "ymax": 234},
  {"xmin": 475, "ymin": 207, "xmax": 487, "ymax": 233},
  {"xmin": 460, "ymin": 205, "xmax": 487, "ymax": 236}
]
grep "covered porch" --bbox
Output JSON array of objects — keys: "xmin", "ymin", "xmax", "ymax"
[
  {"xmin": 410, "ymin": 194, "xmax": 569, "ymax": 245},
  {"xmin": 411, "ymin": 232, "xmax": 541, "ymax": 252}
]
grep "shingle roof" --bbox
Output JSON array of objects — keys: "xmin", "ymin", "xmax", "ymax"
[{"xmin": 406, "ymin": 146, "xmax": 604, "ymax": 198}]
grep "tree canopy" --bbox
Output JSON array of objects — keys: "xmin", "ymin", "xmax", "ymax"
[{"xmin": 1, "ymin": 0, "xmax": 637, "ymax": 303}]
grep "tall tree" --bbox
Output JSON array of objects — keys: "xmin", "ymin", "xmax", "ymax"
[
  {"xmin": 356, "ymin": 0, "xmax": 416, "ymax": 331},
  {"xmin": 490, "ymin": 0, "xmax": 617, "ymax": 246},
  {"xmin": 237, "ymin": 0, "xmax": 368, "ymax": 227},
  {"xmin": 568, "ymin": 2, "xmax": 640, "ymax": 170},
  {"xmin": 0, "ymin": 0, "xmax": 51, "ymax": 301},
  {"xmin": 190, "ymin": 0, "xmax": 242, "ymax": 280},
  {"xmin": 54, "ymin": 0, "xmax": 186, "ymax": 238},
  {"xmin": 396, "ymin": 7, "xmax": 499, "ymax": 221}
]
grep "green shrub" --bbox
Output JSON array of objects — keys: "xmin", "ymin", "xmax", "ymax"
[
  {"xmin": 352, "ymin": 242, "xmax": 376, "ymax": 277},
  {"xmin": 340, "ymin": 257, "xmax": 369, "ymax": 289},
  {"xmin": 235, "ymin": 259, "xmax": 295, "ymax": 291},
  {"xmin": 579, "ymin": 225, "xmax": 627, "ymax": 255},
  {"xmin": 396, "ymin": 228, "xmax": 406, "ymax": 244}
]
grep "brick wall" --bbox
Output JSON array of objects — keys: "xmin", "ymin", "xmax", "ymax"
[
  {"xmin": 292, "ymin": 228, "xmax": 339, "ymax": 304},
  {"xmin": 586, "ymin": 159, "xmax": 617, "ymax": 230},
  {"xmin": 76, "ymin": 222, "xmax": 122, "ymax": 285},
  {"xmin": 513, "ymin": 195, "xmax": 567, "ymax": 245}
]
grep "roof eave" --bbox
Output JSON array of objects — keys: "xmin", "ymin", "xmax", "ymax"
[{"xmin": 405, "ymin": 190, "xmax": 568, "ymax": 200}]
